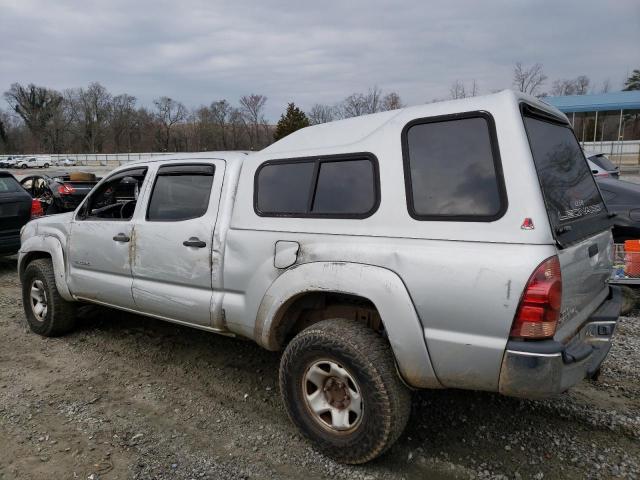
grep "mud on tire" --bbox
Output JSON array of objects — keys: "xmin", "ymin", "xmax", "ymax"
[
  {"xmin": 279, "ymin": 318, "xmax": 411, "ymax": 464},
  {"xmin": 22, "ymin": 259, "xmax": 77, "ymax": 337}
]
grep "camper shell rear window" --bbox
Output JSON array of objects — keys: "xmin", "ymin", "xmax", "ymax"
[{"xmin": 522, "ymin": 104, "xmax": 610, "ymax": 246}]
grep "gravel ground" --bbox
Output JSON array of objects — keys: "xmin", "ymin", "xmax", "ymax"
[{"xmin": 0, "ymin": 255, "xmax": 638, "ymax": 480}]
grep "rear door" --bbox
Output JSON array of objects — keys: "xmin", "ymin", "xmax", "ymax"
[
  {"xmin": 131, "ymin": 162, "xmax": 225, "ymax": 326},
  {"xmin": 523, "ymin": 108, "xmax": 613, "ymax": 340}
]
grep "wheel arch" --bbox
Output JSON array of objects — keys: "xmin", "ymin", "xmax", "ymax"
[
  {"xmin": 19, "ymin": 235, "xmax": 73, "ymax": 301},
  {"xmin": 255, "ymin": 261, "xmax": 442, "ymax": 389}
]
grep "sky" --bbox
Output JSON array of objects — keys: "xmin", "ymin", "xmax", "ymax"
[{"xmin": 0, "ymin": 0, "xmax": 639, "ymax": 120}]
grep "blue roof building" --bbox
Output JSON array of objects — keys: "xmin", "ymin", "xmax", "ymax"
[{"xmin": 544, "ymin": 91, "xmax": 640, "ymax": 142}]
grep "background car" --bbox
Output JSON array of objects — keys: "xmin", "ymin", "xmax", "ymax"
[
  {"xmin": 16, "ymin": 157, "xmax": 51, "ymax": 169},
  {"xmin": 588, "ymin": 153, "xmax": 620, "ymax": 178},
  {"xmin": 20, "ymin": 172, "xmax": 99, "ymax": 214},
  {"xmin": 597, "ymin": 176, "xmax": 640, "ymax": 242},
  {"xmin": 54, "ymin": 157, "xmax": 77, "ymax": 167},
  {"xmin": 0, "ymin": 171, "xmax": 38, "ymax": 256},
  {"xmin": 0, "ymin": 157, "xmax": 21, "ymax": 168}
]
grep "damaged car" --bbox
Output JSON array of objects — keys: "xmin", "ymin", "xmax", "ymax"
[{"xmin": 17, "ymin": 90, "xmax": 621, "ymax": 464}]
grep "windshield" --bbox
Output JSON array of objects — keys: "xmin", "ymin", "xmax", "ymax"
[{"xmin": 523, "ymin": 111, "xmax": 609, "ymax": 245}]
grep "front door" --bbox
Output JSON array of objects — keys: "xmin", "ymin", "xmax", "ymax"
[
  {"xmin": 67, "ymin": 167, "xmax": 148, "ymax": 309},
  {"xmin": 132, "ymin": 162, "xmax": 224, "ymax": 326}
]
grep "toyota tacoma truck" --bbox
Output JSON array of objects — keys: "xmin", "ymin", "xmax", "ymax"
[{"xmin": 18, "ymin": 90, "xmax": 621, "ymax": 464}]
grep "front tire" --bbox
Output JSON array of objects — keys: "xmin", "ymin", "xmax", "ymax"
[
  {"xmin": 22, "ymin": 259, "xmax": 77, "ymax": 336},
  {"xmin": 279, "ymin": 319, "xmax": 411, "ymax": 464}
]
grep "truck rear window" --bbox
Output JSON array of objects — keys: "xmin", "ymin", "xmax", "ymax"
[{"xmin": 523, "ymin": 111, "xmax": 608, "ymax": 244}]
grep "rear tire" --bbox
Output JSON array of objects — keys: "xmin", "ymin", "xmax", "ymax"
[
  {"xmin": 43, "ymin": 163, "xmax": 49, "ymax": 168},
  {"xmin": 22, "ymin": 259, "xmax": 77, "ymax": 336},
  {"xmin": 279, "ymin": 319, "xmax": 411, "ymax": 464}
]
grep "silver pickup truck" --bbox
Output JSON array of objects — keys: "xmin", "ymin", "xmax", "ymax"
[{"xmin": 18, "ymin": 90, "xmax": 621, "ymax": 464}]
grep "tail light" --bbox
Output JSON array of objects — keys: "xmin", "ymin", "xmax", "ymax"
[
  {"xmin": 30, "ymin": 199, "xmax": 44, "ymax": 218},
  {"xmin": 510, "ymin": 256, "xmax": 562, "ymax": 339},
  {"xmin": 58, "ymin": 184, "xmax": 76, "ymax": 195}
]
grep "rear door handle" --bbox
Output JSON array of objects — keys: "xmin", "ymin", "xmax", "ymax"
[
  {"xmin": 113, "ymin": 233, "xmax": 130, "ymax": 243},
  {"xmin": 183, "ymin": 237, "xmax": 206, "ymax": 248}
]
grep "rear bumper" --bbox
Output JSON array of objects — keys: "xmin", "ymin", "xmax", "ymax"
[{"xmin": 499, "ymin": 286, "xmax": 621, "ymax": 398}]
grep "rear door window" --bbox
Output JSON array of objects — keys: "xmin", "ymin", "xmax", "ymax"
[
  {"xmin": 523, "ymin": 109, "xmax": 609, "ymax": 244},
  {"xmin": 147, "ymin": 164, "xmax": 215, "ymax": 221}
]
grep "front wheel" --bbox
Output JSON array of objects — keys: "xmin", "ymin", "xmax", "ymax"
[
  {"xmin": 279, "ymin": 319, "xmax": 411, "ymax": 464},
  {"xmin": 22, "ymin": 259, "xmax": 77, "ymax": 336},
  {"xmin": 43, "ymin": 163, "xmax": 49, "ymax": 168}
]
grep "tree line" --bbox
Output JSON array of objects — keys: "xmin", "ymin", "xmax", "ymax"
[{"xmin": 1, "ymin": 64, "xmax": 638, "ymax": 155}]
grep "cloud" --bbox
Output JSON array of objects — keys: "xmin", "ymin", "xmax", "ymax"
[{"xmin": 1, "ymin": 0, "xmax": 638, "ymax": 119}]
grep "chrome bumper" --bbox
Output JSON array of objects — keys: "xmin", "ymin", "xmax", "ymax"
[{"xmin": 499, "ymin": 287, "xmax": 621, "ymax": 398}]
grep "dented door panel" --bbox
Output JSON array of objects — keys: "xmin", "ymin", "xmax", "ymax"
[
  {"xmin": 131, "ymin": 160, "xmax": 226, "ymax": 326},
  {"xmin": 67, "ymin": 220, "xmax": 137, "ymax": 308}
]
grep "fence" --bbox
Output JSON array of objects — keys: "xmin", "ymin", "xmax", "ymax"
[
  {"xmin": 48, "ymin": 152, "xmax": 175, "ymax": 166},
  {"xmin": 582, "ymin": 140, "xmax": 640, "ymax": 171}
]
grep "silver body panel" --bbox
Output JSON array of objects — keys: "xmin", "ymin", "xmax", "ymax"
[{"xmin": 18, "ymin": 91, "xmax": 618, "ymax": 395}]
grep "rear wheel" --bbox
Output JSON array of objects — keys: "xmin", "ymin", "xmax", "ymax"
[
  {"xmin": 43, "ymin": 163, "xmax": 49, "ymax": 168},
  {"xmin": 22, "ymin": 259, "xmax": 77, "ymax": 336},
  {"xmin": 279, "ymin": 319, "xmax": 411, "ymax": 464}
]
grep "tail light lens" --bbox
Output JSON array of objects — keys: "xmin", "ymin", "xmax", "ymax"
[
  {"xmin": 510, "ymin": 256, "xmax": 562, "ymax": 339},
  {"xmin": 30, "ymin": 199, "xmax": 44, "ymax": 218},
  {"xmin": 58, "ymin": 184, "xmax": 75, "ymax": 195}
]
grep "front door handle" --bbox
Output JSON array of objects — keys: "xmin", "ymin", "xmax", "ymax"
[
  {"xmin": 183, "ymin": 237, "xmax": 206, "ymax": 248},
  {"xmin": 113, "ymin": 233, "xmax": 130, "ymax": 243}
]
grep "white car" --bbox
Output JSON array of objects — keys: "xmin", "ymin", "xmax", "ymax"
[
  {"xmin": 54, "ymin": 158, "xmax": 77, "ymax": 167},
  {"xmin": 16, "ymin": 157, "xmax": 51, "ymax": 169}
]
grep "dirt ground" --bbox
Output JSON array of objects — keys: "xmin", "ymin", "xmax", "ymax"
[{"xmin": 0, "ymin": 255, "xmax": 639, "ymax": 480}]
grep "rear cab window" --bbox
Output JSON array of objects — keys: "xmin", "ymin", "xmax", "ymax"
[{"xmin": 522, "ymin": 105, "xmax": 609, "ymax": 246}]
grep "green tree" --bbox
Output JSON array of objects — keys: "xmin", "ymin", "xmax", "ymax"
[
  {"xmin": 274, "ymin": 102, "xmax": 310, "ymax": 141},
  {"xmin": 623, "ymin": 69, "xmax": 640, "ymax": 91}
]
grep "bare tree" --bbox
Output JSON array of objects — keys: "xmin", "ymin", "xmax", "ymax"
[
  {"xmin": 574, "ymin": 75, "xmax": 590, "ymax": 95},
  {"xmin": 109, "ymin": 93, "xmax": 137, "ymax": 152},
  {"xmin": 153, "ymin": 96, "xmax": 187, "ymax": 151},
  {"xmin": 513, "ymin": 62, "xmax": 547, "ymax": 96},
  {"xmin": 3, "ymin": 82, "xmax": 64, "ymax": 151},
  {"xmin": 448, "ymin": 80, "xmax": 479, "ymax": 100},
  {"xmin": 381, "ymin": 92, "xmax": 404, "ymax": 110},
  {"xmin": 340, "ymin": 86, "xmax": 385, "ymax": 118},
  {"xmin": 66, "ymin": 82, "xmax": 112, "ymax": 153},
  {"xmin": 449, "ymin": 80, "xmax": 467, "ymax": 99},
  {"xmin": 210, "ymin": 99, "xmax": 232, "ymax": 149},
  {"xmin": 307, "ymin": 104, "xmax": 338, "ymax": 125},
  {"xmin": 550, "ymin": 79, "xmax": 575, "ymax": 96},
  {"xmin": 239, "ymin": 94, "xmax": 267, "ymax": 149},
  {"xmin": 600, "ymin": 79, "xmax": 612, "ymax": 93}
]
